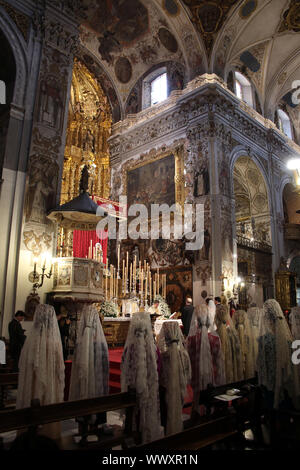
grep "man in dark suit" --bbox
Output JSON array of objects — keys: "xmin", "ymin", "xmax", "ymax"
[
  {"xmin": 8, "ymin": 311, "xmax": 26, "ymax": 371},
  {"xmin": 181, "ymin": 297, "xmax": 194, "ymax": 337}
]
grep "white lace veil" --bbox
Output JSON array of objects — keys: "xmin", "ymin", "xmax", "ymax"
[
  {"xmin": 215, "ymin": 304, "xmax": 244, "ymax": 383},
  {"xmin": 187, "ymin": 306, "xmax": 225, "ymax": 394},
  {"xmin": 69, "ymin": 304, "xmax": 109, "ymax": 400},
  {"xmin": 157, "ymin": 321, "xmax": 191, "ymax": 435},
  {"xmin": 208, "ymin": 300, "xmax": 216, "ymax": 330},
  {"xmin": 121, "ymin": 312, "xmax": 162, "ymax": 443},
  {"xmin": 16, "ymin": 304, "xmax": 65, "ymax": 409},
  {"xmin": 247, "ymin": 306, "xmax": 262, "ymax": 369},
  {"xmin": 233, "ymin": 310, "xmax": 256, "ymax": 379},
  {"xmin": 188, "ymin": 304, "xmax": 214, "ymax": 337},
  {"xmin": 258, "ymin": 299, "xmax": 300, "ymax": 408},
  {"xmin": 290, "ymin": 306, "xmax": 300, "ymax": 341}
]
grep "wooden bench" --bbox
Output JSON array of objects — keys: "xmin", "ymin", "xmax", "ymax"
[
  {"xmin": 0, "ymin": 391, "xmax": 136, "ymax": 450},
  {"xmin": 137, "ymin": 414, "xmax": 239, "ymax": 450},
  {"xmin": 186, "ymin": 377, "xmax": 264, "ymax": 447},
  {"xmin": 269, "ymin": 408, "xmax": 300, "ymax": 449},
  {"xmin": 0, "ymin": 373, "xmax": 18, "ymax": 409}
]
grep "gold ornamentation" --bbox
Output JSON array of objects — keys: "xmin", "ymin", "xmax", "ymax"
[
  {"xmin": 278, "ymin": 1, "xmax": 300, "ymax": 33},
  {"xmin": 121, "ymin": 141, "xmax": 186, "ymax": 210},
  {"xmin": 182, "ymin": 0, "xmax": 240, "ymax": 57},
  {"xmin": 0, "ymin": 0, "xmax": 30, "ymax": 42},
  {"xmin": 23, "ymin": 230, "xmax": 52, "ymax": 256},
  {"xmin": 61, "ymin": 59, "xmax": 112, "ymax": 204}
]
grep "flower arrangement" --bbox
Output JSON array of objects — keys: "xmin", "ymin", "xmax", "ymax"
[
  {"xmin": 154, "ymin": 295, "xmax": 171, "ymax": 318},
  {"xmin": 100, "ymin": 300, "xmax": 119, "ymax": 318}
]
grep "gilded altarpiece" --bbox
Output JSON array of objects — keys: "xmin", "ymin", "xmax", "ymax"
[{"xmin": 61, "ymin": 60, "xmax": 112, "ymax": 205}]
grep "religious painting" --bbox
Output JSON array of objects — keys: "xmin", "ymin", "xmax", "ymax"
[
  {"xmin": 115, "ymin": 57, "xmax": 132, "ymax": 84},
  {"xmin": 158, "ymin": 28, "xmax": 178, "ymax": 53},
  {"xmin": 84, "ymin": 0, "xmax": 149, "ymax": 63},
  {"xmin": 163, "ymin": 0, "xmax": 180, "ymax": 16},
  {"xmin": 164, "ymin": 267, "xmax": 193, "ymax": 313},
  {"xmin": 127, "ymin": 154, "xmax": 175, "ymax": 212}
]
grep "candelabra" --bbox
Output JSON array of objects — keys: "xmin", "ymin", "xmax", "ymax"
[{"xmin": 29, "ymin": 258, "xmax": 53, "ymax": 294}]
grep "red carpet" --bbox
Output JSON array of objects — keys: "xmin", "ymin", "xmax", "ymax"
[
  {"xmin": 108, "ymin": 347, "xmax": 193, "ymax": 415},
  {"xmin": 109, "ymin": 347, "xmax": 123, "ymax": 394}
]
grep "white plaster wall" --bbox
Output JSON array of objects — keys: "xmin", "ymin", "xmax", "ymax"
[{"xmin": 0, "ymin": 168, "xmax": 26, "ymax": 337}]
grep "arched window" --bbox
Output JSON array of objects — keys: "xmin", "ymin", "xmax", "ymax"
[
  {"xmin": 150, "ymin": 73, "xmax": 167, "ymax": 106},
  {"xmin": 277, "ymin": 108, "xmax": 293, "ymax": 140},
  {"xmin": 234, "ymin": 71, "xmax": 254, "ymax": 108},
  {"xmin": 143, "ymin": 66, "xmax": 168, "ymax": 109}
]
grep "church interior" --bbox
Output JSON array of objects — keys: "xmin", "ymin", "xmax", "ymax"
[{"xmin": 1, "ymin": 0, "xmax": 300, "ymax": 453}]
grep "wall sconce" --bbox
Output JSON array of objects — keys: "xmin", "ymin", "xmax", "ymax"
[{"xmin": 29, "ymin": 254, "xmax": 53, "ymax": 294}]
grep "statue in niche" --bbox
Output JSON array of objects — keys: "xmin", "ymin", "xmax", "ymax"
[
  {"xmin": 199, "ymin": 229, "xmax": 211, "ymax": 261},
  {"xmin": 80, "ymin": 165, "xmax": 89, "ymax": 193},
  {"xmin": 25, "ymin": 167, "xmax": 55, "ymax": 224},
  {"xmin": 84, "ymin": 129, "xmax": 95, "ymax": 153},
  {"xmin": 38, "ymin": 78, "xmax": 63, "ymax": 129},
  {"xmin": 194, "ymin": 164, "xmax": 210, "ymax": 197}
]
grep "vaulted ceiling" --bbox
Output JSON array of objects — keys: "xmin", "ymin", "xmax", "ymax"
[{"xmin": 78, "ymin": 0, "xmax": 300, "ymax": 126}]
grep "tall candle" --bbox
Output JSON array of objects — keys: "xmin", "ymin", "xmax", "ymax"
[
  {"xmin": 145, "ymin": 273, "xmax": 148, "ymax": 303},
  {"xmin": 105, "ymin": 267, "xmax": 108, "ymax": 300},
  {"xmin": 122, "ymin": 259, "xmax": 125, "ymax": 294},
  {"xmin": 130, "ymin": 263, "xmax": 132, "ymax": 293},
  {"xmin": 117, "ymin": 244, "xmax": 120, "ymax": 277},
  {"xmin": 141, "ymin": 269, "xmax": 144, "ymax": 295},
  {"xmin": 110, "ymin": 265, "xmax": 113, "ymax": 300},
  {"xmin": 133, "ymin": 256, "xmax": 136, "ymax": 292}
]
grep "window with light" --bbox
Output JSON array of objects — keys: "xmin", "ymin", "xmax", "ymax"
[{"xmin": 150, "ymin": 73, "xmax": 167, "ymax": 106}]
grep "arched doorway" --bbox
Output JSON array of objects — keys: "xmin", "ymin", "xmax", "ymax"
[{"xmin": 233, "ymin": 156, "xmax": 272, "ymax": 307}]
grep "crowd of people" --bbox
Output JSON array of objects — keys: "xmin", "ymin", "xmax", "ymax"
[{"xmin": 5, "ymin": 296, "xmax": 300, "ymax": 445}]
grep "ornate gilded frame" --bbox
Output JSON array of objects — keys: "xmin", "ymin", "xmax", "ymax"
[{"xmin": 121, "ymin": 143, "xmax": 185, "ymax": 211}]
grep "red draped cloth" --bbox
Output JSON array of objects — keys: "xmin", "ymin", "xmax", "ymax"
[
  {"xmin": 72, "ymin": 195, "xmax": 108, "ymax": 262},
  {"xmin": 72, "ymin": 229, "xmax": 107, "ymax": 263}
]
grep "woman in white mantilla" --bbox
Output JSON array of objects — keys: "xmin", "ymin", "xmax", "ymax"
[
  {"xmin": 69, "ymin": 304, "xmax": 109, "ymax": 401},
  {"xmin": 187, "ymin": 304, "xmax": 225, "ymax": 412},
  {"xmin": 257, "ymin": 299, "xmax": 300, "ymax": 409},
  {"xmin": 121, "ymin": 312, "xmax": 162, "ymax": 444},
  {"xmin": 247, "ymin": 305, "xmax": 262, "ymax": 371},
  {"xmin": 233, "ymin": 309, "xmax": 256, "ymax": 380},
  {"xmin": 215, "ymin": 303, "xmax": 244, "ymax": 384},
  {"xmin": 16, "ymin": 304, "xmax": 65, "ymax": 439},
  {"xmin": 157, "ymin": 321, "xmax": 191, "ymax": 435}
]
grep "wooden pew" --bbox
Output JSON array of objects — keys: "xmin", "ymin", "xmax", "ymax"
[
  {"xmin": 136, "ymin": 414, "xmax": 239, "ymax": 450},
  {"xmin": 269, "ymin": 408, "xmax": 300, "ymax": 449},
  {"xmin": 186, "ymin": 377, "xmax": 264, "ymax": 447},
  {"xmin": 0, "ymin": 373, "xmax": 18, "ymax": 409},
  {"xmin": 0, "ymin": 391, "xmax": 136, "ymax": 450}
]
